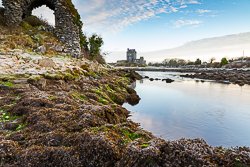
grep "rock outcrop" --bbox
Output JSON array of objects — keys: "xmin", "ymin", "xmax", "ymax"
[{"xmin": 2, "ymin": 0, "xmax": 82, "ymax": 58}]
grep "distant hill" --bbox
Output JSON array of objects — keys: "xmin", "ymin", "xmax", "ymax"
[{"xmin": 107, "ymin": 31, "xmax": 250, "ymax": 63}]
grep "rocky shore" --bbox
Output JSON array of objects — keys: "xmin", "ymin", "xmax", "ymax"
[
  {"xmin": 0, "ymin": 51, "xmax": 250, "ymax": 166},
  {"xmin": 180, "ymin": 71, "xmax": 250, "ymax": 86}
]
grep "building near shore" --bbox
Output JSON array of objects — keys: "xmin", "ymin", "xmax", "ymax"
[{"xmin": 117, "ymin": 48, "xmax": 146, "ymax": 65}]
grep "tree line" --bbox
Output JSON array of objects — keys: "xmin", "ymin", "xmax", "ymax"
[{"xmin": 147, "ymin": 57, "xmax": 230, "ymax": 67}]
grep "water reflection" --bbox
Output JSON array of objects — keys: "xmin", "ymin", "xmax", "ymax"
[{"xmin": 123, "ymin": 71, "xmax": 250, "ymax": 148}]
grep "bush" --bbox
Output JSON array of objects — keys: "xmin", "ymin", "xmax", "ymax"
[
  {"xmin": 221, "ymin": 57, "xmax": 228, "ymax": 66},
  {"xmin": 0, "ymin": 7, "xmax": 6, "ymax": 26},
  {"xmin": 23, "ymin": 15, "xmax": 50, "ymax": 27}
]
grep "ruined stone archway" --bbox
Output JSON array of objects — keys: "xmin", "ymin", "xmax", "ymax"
[{"xmin": 2, "ymin": 0, "xmax": 82, "ymax": 58}]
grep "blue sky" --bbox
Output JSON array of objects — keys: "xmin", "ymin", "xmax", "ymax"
[{"xmin": 1, "ymin": 0, "xmax": 250, "ymax": 62}]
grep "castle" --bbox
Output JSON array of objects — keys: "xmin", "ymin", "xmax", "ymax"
[{"xmin": 117, "ymin": 48, "xmax": 146, "ymax": 65}]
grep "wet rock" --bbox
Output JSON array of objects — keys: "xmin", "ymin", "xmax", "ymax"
[
  {"xmin": 162, "ymin": 78, "xmax": 174, "ymax": 83},
  {"xmin": 149, "ymin": 78, "xmax": 154, "ymax": 81},
  {"xmin": 144, "ymin": 76, "xmax": 149, "ymax": 78},
  {"xmin": 126, "ymin": 94, "xmax": 141, "ymax": 106}
]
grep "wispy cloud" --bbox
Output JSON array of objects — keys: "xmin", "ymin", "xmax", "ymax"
[
  {"xmin": 180, "ymin": 5, "xmax": 188, "ymax": 8},
  {"xmin": 171, "ymin": 19, "xmax": 203, "ymax": 28},
  {"xmin": 72, "ymin": 0, "xmax": 202, "ymax": 34},
  {"xmin": 0, "ymin": 0, "xmax": 203, "ymax": 34},
  {"xmin": 197, "ymin": 9, "xmax": 212, "ymax": 14}
]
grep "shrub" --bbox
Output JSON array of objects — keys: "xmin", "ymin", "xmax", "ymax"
[
  {"xmin": 0, "ymin": 7, "xmax": 6, "ymax": 26},
  {"xmin": 23, "ymin": 15, "xmax": 50, "ymax": 27},
  {"xmin": 221, "ymin": 57, "xmax": 228, "ymax": 66}
]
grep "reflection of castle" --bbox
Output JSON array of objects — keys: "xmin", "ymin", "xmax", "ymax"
[{"xmin": 117, "ymin": 48, "xmax": 146, "ymax": 65}]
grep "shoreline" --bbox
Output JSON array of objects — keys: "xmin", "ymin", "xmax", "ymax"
[
  {"xmin": 118, "ymin": 67, "xmax": 250, "ymax": 73},
  {"xmin": 0, "ymin": 51, "xmax": 249, "ymax": 166},
  {"xmin": 1, "ymin": 70, "xmax": 250, "ymax": 166}
]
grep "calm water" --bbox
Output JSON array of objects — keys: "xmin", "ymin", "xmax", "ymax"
[{"xmin": 123, "ymin": 71, "xmax": 250, "ymax": 148}]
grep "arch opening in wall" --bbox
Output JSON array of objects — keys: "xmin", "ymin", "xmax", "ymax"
[{"xmin": 32, "ymin": 5, "xmax": 55, "ymax": 26}]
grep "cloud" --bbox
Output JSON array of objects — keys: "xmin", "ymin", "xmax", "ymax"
[
  {"xmin": 197, "ymin": 9, "xmax": 212, "ymax": 14},
  {"xmin": 72, "ymin": 0, "xmax": 202, "ymax": 34},
  {"xmin": 0, "ymin": 0, "xmax": 203, "ymax": 34},
  {"xmin": 171, "ymin": 19, "xmax": 203, "ymax": 28},
  {"xmin": 32, "ymin": 5, "xmax": 55, "ymax": 26},
  {"xmin": 180, "ymin": 5, "xmax": 188, "ymax": 8}
]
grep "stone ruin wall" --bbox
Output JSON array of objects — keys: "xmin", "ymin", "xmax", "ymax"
[{"xmin": 2, "ymin": 0, "xmax": 82, "ymax": 58}]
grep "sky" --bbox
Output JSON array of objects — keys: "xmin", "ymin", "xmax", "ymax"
[{"xmin": 1, "ymin": 0, "xmax": 250, "ymax": 63}]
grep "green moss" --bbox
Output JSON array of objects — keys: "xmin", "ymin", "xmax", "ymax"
[
  {"xmin": 49, "ymin": 97, "xmax": 54, "ymax": 101},
  {"xmin": 105, "ymin": 85, "xmax": 115, "ymax": 93},
  {"xmin": 4, "ymin": 82, "xmax": 13, "ymax": 86},
  {"xmin": 93, "ymin": 89, "xmax": 101, "ymax": 94},
  {"xmin": 89, "ymin": 71, "xmax": 98, "ymax": 77},
  {"xmin": 109, "ymin": 93, "xmax": 116, "ymax": 102},
  {"xmin": 72, "ymin": 94, "xmax": 77, "ymax": 98},
  {"xmin": 98, "ymin": 99, "xmax": 108, "ymax": 104},
  {"xmin": 15, "ymin": 123, "xmax": 25, "ymax": 131},
  {"xmin": 28, "ymin": 75, "xmax": 41, "ymax": 82},
  {"xmin": 64, "ymin": 74, "xmax": 74, "ymax": 81},
  {"xmin": 1, "ymin": 112, "xmax": 21, "ymax": 122},
  {"xmin": 78, "ymin": 95, "xmax": 85, "ymax": 101},
  {"xmin": 111, "ymin": 104, "xmax": 117, "ymax": 108}
]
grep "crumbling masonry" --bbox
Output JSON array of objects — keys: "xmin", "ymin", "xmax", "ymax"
[{"xmin": 2, "ymin": 0, "xmax": 82, "ymax": 58}]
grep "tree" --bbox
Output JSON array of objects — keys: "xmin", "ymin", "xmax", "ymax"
[
  {"xmin": 177, "ymin": 59, "xmax": 186, "ymax": 66},
  {"xmin": 210, "ymin": 57, "xmax": 216, "ymax": 64},
  {"xmin": 194, "ymin": 58, "xmax": 201, "ymax": 65},
  {"xmin": 168, "ymin": 59, "xmax": 177, "ymax": 67},
  {"xmin": 220, "ymin": 57, "xmax": 228, "ymax": 66},
  {"xmin": 89, "ymin": 34, "xmax": 104, "ymax": 58}
]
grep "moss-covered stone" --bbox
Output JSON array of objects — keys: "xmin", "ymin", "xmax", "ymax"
[{"xmin": 64, "ymin": 73, "xmax": 74, "ymax": 81}]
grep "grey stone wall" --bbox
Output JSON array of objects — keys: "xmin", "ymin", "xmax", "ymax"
[{"xmin": 2, "ymin": 0, "xmax": 81, "ymax": 58}]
